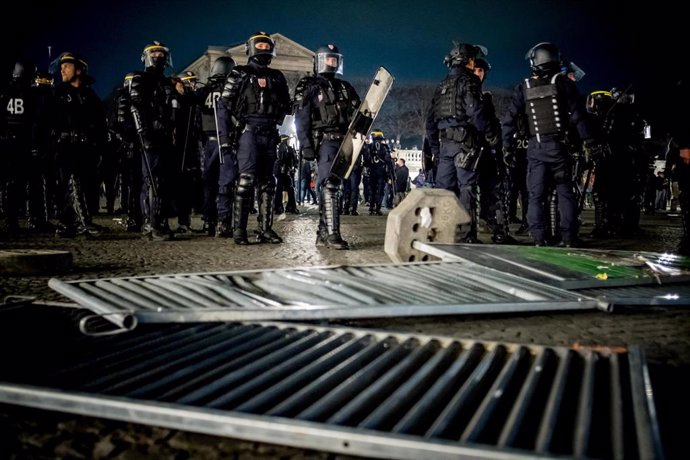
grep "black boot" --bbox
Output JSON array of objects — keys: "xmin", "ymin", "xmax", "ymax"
[
  {"xmin": 590, "ymin": 197, "xmax": 610, "ymax": 238},
  {"xmin": 257, "ymin": 191, "xmax": 282, "ymax": 244},
  {"xmin": 322, "ymin": 181, "xmax": 348, "ymax": 249},
  {"xmin": 233, "ymin": 194, "xmax": 250, "ymax": 245}
]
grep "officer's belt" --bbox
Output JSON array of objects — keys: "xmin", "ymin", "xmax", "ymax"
[
  {"xmin": 242, "ymin": 125, "xmax": 276, "ymax": 135},
  {"xmin": 532, "ymin": 132, "xmax": 565, "ymax": 144},
  {"xmin": 323, "ymin": 133, "xmax": 345, "ymax": 141},
  {"xmin": 439, "ymin": 126, "xmax": 468, "ymax": 143},
  {"xmin": 59, "ymin": 132, "xmax": 89, "ymax": 143}
]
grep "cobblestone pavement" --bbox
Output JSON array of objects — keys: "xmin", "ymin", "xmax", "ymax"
[{"xmin": 1, "ymin": 205, "xmax": 689, "ymax": 459}]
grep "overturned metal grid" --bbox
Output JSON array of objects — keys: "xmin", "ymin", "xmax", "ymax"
[
  {"xmin": 0, "ymin": 321, "xmax": 663, "ymax": 460},
  {"xmin": 575, "ymin": 284, "xmax": 690, "ymax": 305},
  {"xmin": 48, "ymin": 262, "xmax": 598, "ymax": 326},
  {"xmin": 414, "ymin": 242, "xmax": 690, "ymax": 306}
]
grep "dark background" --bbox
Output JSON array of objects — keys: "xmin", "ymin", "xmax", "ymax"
[{"xmin": 2, "ymin": 0, "xmax": 685, "ymax": 135}]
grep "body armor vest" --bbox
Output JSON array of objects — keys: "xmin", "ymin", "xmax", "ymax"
[
  {"xmin": 369, "ymin": 141, "xmax": 390, "ymax": 165},
  {"xmin": 129, "ymin": 71, "xmax": 177, "ymax": 135},
  {"xmin": 523, "ymin": 73, "xmax": 567, "ymax": 139},
  {"xmin": 200, "ymin": 79, "xmax": 224, "ymax": 133},
  {"xmin": 235, "ymin": 67, "xmax": 286, "ymax": 119},
  {"xmin": 1, "ymin": 82, "xmax": 33, "ymax": 136},
  {"xmin": 432, "ymin": 73, "xmax": 470, "ymax": 124},
  {"xmin": 310, "ymin": 77, "xmax": 357, "ymax": 132}
]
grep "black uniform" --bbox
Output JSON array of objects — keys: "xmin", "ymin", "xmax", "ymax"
[
  {"xmin": 665, "ymin": 75, "xmax": 690, "ymax": 251},
  {"xmin": 502, "ymin": 42, "xmax": 594, "ymax": 246},
  {"xmin": 0, "ymin": 61, "xmax": 47, "ymax": 232},
  {"xmin": 293, "ymin": 43, "xmax": 360, "ymax": 249},
  {"xmin": 362, "ymin": 134, "xmax": 393, "ymax": 215},
  {"xmin": 128, "ymin": 41, "xmax": 179, "ymax": 240},
  {"xmin": 49, "ymin": 53, "xmax": 107, "ymax": 237},
  {"xmin": 172, "ymin": 78, "xmax": 202, "ymax": 232},
  {"xmin": 115, "ymin": 82, "xmax": 142, "ymax": 232},
  {"xmin": 587, "ymin": 89, "xmax": 647, "ymax": 237},
  {"xmin": 217, "ymin": 33, "xmax": 291, "ymax": 245},
  {"xmin": 426, "ymin": 42, "xmax": 500, "ymax": 242}
]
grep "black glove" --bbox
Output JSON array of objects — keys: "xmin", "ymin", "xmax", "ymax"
[
  {"xmin": 502, "ymin": 146, "xmax": 516, "ymax": 169},
  {"xmin": 487, "ymin": 133, "xmax": 500, "ymax": 148},
  {"xmin": 302, "ymin": 146, "xmax": 316, "ymax": 161}
]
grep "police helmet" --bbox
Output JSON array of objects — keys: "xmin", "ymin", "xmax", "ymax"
[
  {"xmin": 50, "ymin": 52, "xmax": 88, "ymax": 75},
  {"xmin": 210, "ymin": 56, "xmax": 236, "ymax": 78},
  {"xmin": 525, "ymin": 42, "xmax": 560, "ymax": 75},
  {"xmin": 315, "ymin": 44, "xmax": 343, "ymax": 76},
  {"xmin": 179, "ymin": 70, "xmax": 198, "ymax": 86},
  {"xmin": 586, "ymin": 90, "xmax": 614, "ymax": 117},
  {"xmin": 371, "ymin": 129, "xmax": 385, "ymax": 140},
  {"xmin": 474, "ymin": 57, "xmax": 491, "ymax": 72},
  {"xmin": 12, "ymin": 59, "xmax": 36, "ymax": 82},
  {"xmin": 444, "ymin": 41, "xmax": 488, "ymax": 68},
  {"xmin": 141, "ymin": 41, "xmax": 172, "ymax": 71},
  {"xmin": 245, "ymin": 32, "xmax": 276, "ymax": 64}
]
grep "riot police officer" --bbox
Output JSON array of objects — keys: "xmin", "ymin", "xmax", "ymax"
[
  {"xmin": 217, "ymin": 32, "xmax": 291, "ymax": 245},
  {"xmin": 426, "ymin": 42, "xmax": 501, "ymax": 243},
  {"xmin": 49, "ymin": 52, "xmax": 107, "ymax": 237},
  {"xmin": 115, "ymin": 78, "xmax": 142, "ymax": 232},
  {"xmin": 0, "ymin": 59, "xmax": 44, "ymax": 233},
  {"xmin": 586, "ymin": 88, "xmax": 647, "ymax": 237},
  {"xmin": 473, "ymin": 57, "xmax": 514, "ymax": 243},
  {"xmin": 293, "ymin": 43, "xmax": 360, "ymax": 249},
  {"xmin": 665, "ymin": 75, "xmax": 690, "ymax": 252},
  {"xmin": 127, "ymin": 41, "xmax": 179, "ymax": 240},
  {"xmin": 173, "ymin": 70, "xmax": 203, "ymax": 233},
  {"xmin": 363, "ymin": 130, "xmax": 393, "ymax": 216},
  {"xmin": 502, "ymin": 42, "xmax": 596, "ymax": 247},
  {"xmin": 196, "ymin": 56, "xmax": 236, "ymax": 236}
]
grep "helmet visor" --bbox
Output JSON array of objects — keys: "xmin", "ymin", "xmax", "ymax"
[
  {"xmin": 142, "ymin": 44, "xmax": 173, "ymax": 69},
  {"xmin": 247, "ymin": 34, "xmax": 276, "ymax": 58},
  {"xmin": 316, "ymin": 52, "xmax": 343, "ymax": 76}
]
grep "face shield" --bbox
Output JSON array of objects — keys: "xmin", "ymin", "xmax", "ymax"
[
  {"xmin": 246, "ymin": 34, "xmax": 276, "ymax": 59},
  {"xmin": 141, "ymin": 43, "xmax": 173, "ymax": 70},
  {"xmin": 586, "ymin": 91, "xmax": 614, "ymax": 116},
  {"xmin": 316, "ymin": 52, "xmax": 343, "ymax": 76}
]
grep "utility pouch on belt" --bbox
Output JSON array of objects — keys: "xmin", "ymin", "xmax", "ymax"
[{"xmin": 452, "ymin": 128, "xmax": 481, "ymax": 171}]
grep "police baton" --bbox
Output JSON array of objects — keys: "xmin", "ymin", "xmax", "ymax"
[
  {"xmin": 181, "ymin": 103, "xmax": 193, "ymax": 173},
  {"xmin": 578, "ymin": 164, "xmax": 594, "ymax": 213},
  {"xmin": 212, "ymin": 93, "xmax": 225, "ymax": 166},
  {"xmin": 131, "ymin": 107, "xmax": 158, "ymax": 199},
  {"xmin": 136, "ymin": 131, "xmax": 158, "ymax": 199},
  {"xmin": 297, "ymin": 150, "xmax": 303, "ymax": 204}
]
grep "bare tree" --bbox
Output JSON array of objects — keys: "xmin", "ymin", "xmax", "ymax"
[{"xmin": 376, "ymin": 83, "xmax": 436, "ymax": 147}]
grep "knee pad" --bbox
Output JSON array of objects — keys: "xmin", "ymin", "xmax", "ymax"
[
  {"xmin": 237, "ymin": 173, "xmax": 255, "ymax": 198},
  {"xmin": 258, "ymin": 176, "xmax": 276, "ymax": 195},
  {"xmin": 324, "ymin": 178, "xmax": 340, "ymax": 194}
]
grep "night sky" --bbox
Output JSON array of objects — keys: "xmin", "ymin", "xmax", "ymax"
[{"xmin": 4, "ymin": 0, "xmax": 684, "ymax": 132}]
